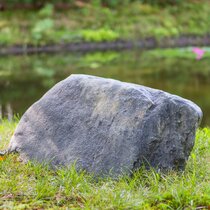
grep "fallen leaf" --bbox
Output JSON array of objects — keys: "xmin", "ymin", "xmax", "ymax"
[{"xmin": 0, "ymin": 156, "xmax": 5, "ymax": 161}]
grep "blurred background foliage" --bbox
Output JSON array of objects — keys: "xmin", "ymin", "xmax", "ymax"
[
  {"xmin": 0, "ymin": 0, "xmax": 184, "ymax": 8},
  {"xmin": 1, "ymin": 0, "xmax": 210, "ymax": 45}
]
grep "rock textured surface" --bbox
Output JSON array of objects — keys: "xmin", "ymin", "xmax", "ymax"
[{"xmin": 8, "ymin": 74, "xmax": 202, "ymax": 177}]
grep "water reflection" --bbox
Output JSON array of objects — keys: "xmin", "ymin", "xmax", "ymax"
[
  {"xmin": 0, "ymin": 50, "xmax": 210, "ymax": 126},
  {"xmin": 0, "ymin": 103, "xmax": 13, "ymax": 121}
]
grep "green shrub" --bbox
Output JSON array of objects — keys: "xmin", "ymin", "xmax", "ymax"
[
  {"xmin": 81, "ymin": 28, "xmax": 119, "ymax": 42},
  {"xmin": 31, "ymin": 18, "xmax": 54, "ymax": 42}
]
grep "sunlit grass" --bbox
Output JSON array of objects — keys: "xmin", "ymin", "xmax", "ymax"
[{"xmin": 0, "ymin": 120, "xmax": 209, "ymax": 209}]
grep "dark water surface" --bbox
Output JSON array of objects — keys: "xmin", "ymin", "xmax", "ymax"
[{"xmin": 0, "ymin": 50, "xmax": 210, "ymax": 126}]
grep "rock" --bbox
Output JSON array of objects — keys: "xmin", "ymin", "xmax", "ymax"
[{"xmin": 8, "ymin": 74, "xmax": 202, "ymax": 177}]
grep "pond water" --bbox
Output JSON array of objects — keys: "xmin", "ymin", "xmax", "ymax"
[{"xmin": 0, "ymin": 49, "xmax": 210, "ymax": 127}]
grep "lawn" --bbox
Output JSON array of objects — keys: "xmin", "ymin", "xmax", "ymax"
[{"xmin": 0, "ymin": 119, "xmax": 209, "ymax": 209}]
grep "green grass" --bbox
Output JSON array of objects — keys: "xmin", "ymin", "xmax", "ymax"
[
  {"xmin": 1, "ymin": 1, "xmax": 210, "ymax": 45},
  {"xmin": 0, "ymin": 120, "xmax": 210, "ymax": 209}
]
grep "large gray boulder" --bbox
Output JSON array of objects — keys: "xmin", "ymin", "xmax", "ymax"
[{"xmin": 8, "ymin": 74, "xmax": 202, "ymax": 177}]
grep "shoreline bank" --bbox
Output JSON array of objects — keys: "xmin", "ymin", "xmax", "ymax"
[{"xmin": 1, "ymin": 34, "xmax": 210, "ymax": 55}]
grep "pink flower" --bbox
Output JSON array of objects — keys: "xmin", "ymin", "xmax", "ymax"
[{"xmin": 192, "ymin": 47, "xmax": 205, "ymax": 60}]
